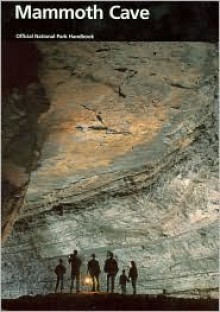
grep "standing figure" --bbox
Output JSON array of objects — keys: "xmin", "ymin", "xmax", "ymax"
[
  {"xmin": 104, "ymin": 251, "xmax": 119, "ymax": 293},
  {"xmin": 129, "ymin": 261, "xmax": 138, "ymax": 294},
  {"xmin": 119, "ymin": 269, "xmax": 129, "ymax": 294},
  {"xmin": 69, "ymin": 250, "xmax": 82, "ymax": 293},
  {"xmin": 54, "ymin": 259, "xmax": 66, "ymax": 293},
  {"xmin": 87, "ymin": 253, "xmax": 101, "ymax": 292}
]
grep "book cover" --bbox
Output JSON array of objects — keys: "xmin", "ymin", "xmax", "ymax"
[{"xmin": 1, "ymin": 1, "xmax": 219, "ymax": 311}]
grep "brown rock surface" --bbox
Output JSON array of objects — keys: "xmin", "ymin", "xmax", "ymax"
[{"xmin": 23, "ymin": 42, "xmax": 217, "ymax": 212}]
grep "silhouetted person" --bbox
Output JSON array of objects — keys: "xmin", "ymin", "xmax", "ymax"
[
  {"xmin": 129, "ymin": 261, "xmax": 138, "ymax": 294},
  {"xmin": 119, "ymin": 269, "xmax": 129, "ymax": 294},
  {"xmin": 104, "ymin": 251, "xmax": 119, "ymax": 293},
  {"xmin": 54, "ymin": 259, "xmax": 66, "ymax": 293},
  {"xmin": 87, "ymin": 254, "xmax": 101, "ymax": 292},
  {"xmin": 69, "ymin": 250, "xmax": 82, "ymax": 293}
]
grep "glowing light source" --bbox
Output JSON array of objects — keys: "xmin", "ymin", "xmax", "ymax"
[
  {"xmin": 85, "ymin": 277, "xmax": 90, "ymax": 284},
  {"xmin": 83, "ymin": 276, "xmax": 92, "ymax": 286}
]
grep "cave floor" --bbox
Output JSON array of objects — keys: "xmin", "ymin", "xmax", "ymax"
[{"xmin": 2, "ymin": 292, "xmax": 218, "ymax": 311}]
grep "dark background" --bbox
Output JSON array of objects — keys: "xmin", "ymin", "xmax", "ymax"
[{"xmin": 1, "ymin": 1, "xmax": 219, "ymax": 41}]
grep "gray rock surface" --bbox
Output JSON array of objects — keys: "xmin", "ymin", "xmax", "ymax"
[{"xmin": 2, "ymin": 42, "xmax": 219, "ymax": 299}]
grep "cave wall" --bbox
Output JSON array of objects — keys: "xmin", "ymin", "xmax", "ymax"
[
  {"xmin": 2, "ymin": 42, "xmax": 219, "ymax": 298},
  {"xmin": 2, "ymin": 42, "xmax": 50, "ymax": 242},
  {"xmin": 2, "ymin": 133, "xmax": 218, "ymax": 298}
]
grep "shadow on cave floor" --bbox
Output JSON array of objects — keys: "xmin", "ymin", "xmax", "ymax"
[{"xmin": 2, "ymin": 292, "xmax": 218, "ymax": 311}]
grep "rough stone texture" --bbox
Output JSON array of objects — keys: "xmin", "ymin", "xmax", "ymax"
[
  {"xmin": 23, "ymin": 42, "xmax": 218, "ymax": 211},
  {"xmin": 2, "ymin": 42, "xmax": 219, "ymax": 299}
]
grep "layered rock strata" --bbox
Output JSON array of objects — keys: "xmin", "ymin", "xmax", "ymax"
[{"xmin": 2, "ymin": 42, "xmax": 219, "ymax": 299}]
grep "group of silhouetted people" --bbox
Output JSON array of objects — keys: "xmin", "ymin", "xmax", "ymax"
[{"xmin": 54, "ymin": 250, "xmax": 138, "ymax": 295}]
